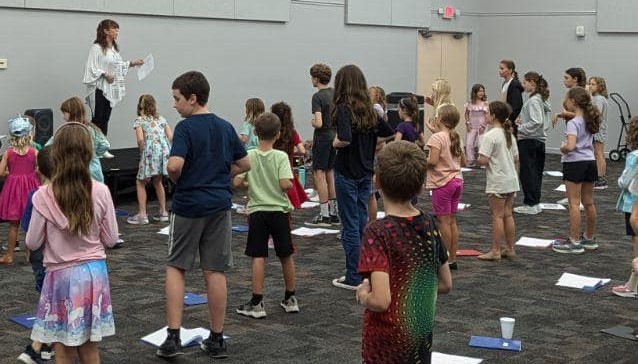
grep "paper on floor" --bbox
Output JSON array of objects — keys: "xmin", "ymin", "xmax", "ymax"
[
  {"xmin": 515, "ymin": 237, "xmax": 553, "ymax": 248},
  {"xmin": 291, "ymin": 227, "xmax": 340, "ymax": 237},
  {"xmin": 433, "ymin": 352, "xmax": 483, "ymax": 364},
  {"xmin": 461, "ymin": 167, "xmax": 473, "ymax": 173},
  {"xmin": 544, "ymin": 171, "xmax": 563, "ymax": 177},
  {"xmin": 555, "ymin": 272, "xmax": 610, "ymax": 290},
  {"xmin": 554, "ymin": 184, "xmax": 566, "ymax": 192},
  {"xmin": 539, "ymin": 203, "xmax": 567, "ymax": 210},
  {"xmin": 158, "ymin": 226, "xmax": 170, "ymax": 235},
  {"xmin": 458, "ymin": 203, "xmax": 471, "ymax": 211}
]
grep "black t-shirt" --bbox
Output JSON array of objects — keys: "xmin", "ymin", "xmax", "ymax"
[
  {"xmin": 311, "ymin": 88, "xmax": 335, "ymax": 137},
  {"xmin": 334, "ymin": 103, "xmax": 395, "ymax": 179}
]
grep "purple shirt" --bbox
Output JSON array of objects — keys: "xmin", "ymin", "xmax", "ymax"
[
  {"xmin": 396, "ymin": 121, "xmax": 419, "ymax": 143},
  {"xmin": 561, "ymin": 116, "xmax": 594, "ymax": 162}
]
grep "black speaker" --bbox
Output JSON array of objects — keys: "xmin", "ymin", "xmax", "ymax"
[
  {"xmin": 386, "ymin": 92, "xmax": 425, "ymax": 131},
  {"xmin": 24, "ymin": 108, "xmax": 54, "ymax": 146}
]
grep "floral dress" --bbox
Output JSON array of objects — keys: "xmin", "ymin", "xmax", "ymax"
[{"xmin": 134, "ymin": 116, "xmax": 170, "ymax": 180}]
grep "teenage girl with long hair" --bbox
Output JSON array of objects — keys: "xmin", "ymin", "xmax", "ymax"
[
  {"xmin": 271, "ymin": 101, "xmax": 308, "ymax": 209},
  {"xmin": 498, "ymin": 60, "xmax": 524, "ymax": 136},
  {"xmin": 426, "ymin": 104, "xmax": 465, "ymax": 270},
  {"xmin": 552, "ymin": 87, "xmax": 600, "ymax": 254},
  {"xmin": 331, "ymin": 65, "xmax": 394, "ymax": 289}
]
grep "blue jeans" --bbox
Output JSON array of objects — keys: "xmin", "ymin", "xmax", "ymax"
[{"xmin": 335, "ymin": 171, "xmax": 371, "ymax": 285}]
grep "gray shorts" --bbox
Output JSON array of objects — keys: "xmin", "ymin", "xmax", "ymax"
[
  {"xmin": 167, "ymin": 210, "xmax": 233, "ymax": 271},
  {"xmin": 593, "ymin": 120, "xmax": 607, "ymax": 143}
]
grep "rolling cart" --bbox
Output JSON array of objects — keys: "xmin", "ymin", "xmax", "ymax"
[{"xmin": 608, "ymin": 92, "xmax": 632, "ymax": 161}]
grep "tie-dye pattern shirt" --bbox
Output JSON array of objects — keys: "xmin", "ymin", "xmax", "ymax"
[{"xmin": 358, "ymin": 212, "xmax": 448, "ymax": 364}]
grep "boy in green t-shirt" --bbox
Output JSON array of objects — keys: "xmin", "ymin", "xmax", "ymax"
[{"xmin": 233, "ymin": 112, "xmax": 299, "ymax": 318}]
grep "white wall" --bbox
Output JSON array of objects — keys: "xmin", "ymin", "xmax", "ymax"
[
  {"xmin": 1, "ymin": 0, "xmax": 636, "ymax": 153},
  {"xmin": 0, "ymin": 1, "xmax": 418, "ymax": 147}
]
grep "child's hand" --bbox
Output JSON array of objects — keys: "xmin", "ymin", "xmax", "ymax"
[
  {"xmin": 105, "ymin": 73, "xmax": 115, "ymax": 84},
  {"xmin": 356, "ymin": 278, "xmax": 371, "ymax": 304}
]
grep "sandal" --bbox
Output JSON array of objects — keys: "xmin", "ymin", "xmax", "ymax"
[
  {"xmin": 477, "ymin": 251, "xmax": 501, "ymax": 261},
  {"xmin": 0, "ymin": 254, "xmax": 14, "ymax": 265},
  {"xmin": 500, "ymin": 248, "xmax": 517, "ymax": 260},
  {"xmin": 611, "ymin": 284, "xmax": 637, "ymax": 298}
]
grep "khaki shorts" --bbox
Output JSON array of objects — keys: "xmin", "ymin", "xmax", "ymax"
[{"xmin": 167, "ymin": 210, "xmax": 233, "ymax": 271}]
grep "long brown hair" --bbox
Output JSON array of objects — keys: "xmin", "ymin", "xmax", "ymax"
[
  {"xmin": 271, "ymin": 101, "xmax": 295, "ymax": 154},
  {"xmin": 437, "ymin": 104, "xmax": 462, "ymax": 157},
  {"xmin": 567, "ymin": 87, "xmax": 600, "ymax": 134},
  {"xmin": 245, "ymin": 98, "xmax": 265, "ymax": 125},
  {"xmin": 626, "ymin": 117, "xmax": 638, "ymax": 150},
  {"xmin": 500, "ymin": 60, "xmax": 518, "ymax": 79},
  {"xmin": 524, "ymin": 72, "xmax": 550, "ymax": 101},
  {"xmin": 60, "ymin": 97, "xmax": 102, "ymax": 135},
  {"xmin": 94, "ymin": 19, "xmax": 119, "ymax": 52},
  {"xmin": 137, "ymin": 94, "xmax": 159, "ymax": 118},
  {"xmin": 51, "ymin": 123, "xmax": 94, "ymax": 236},
  {"xmin": 331, "ymin": 65, "xmax": 377, "ymax": 130}
]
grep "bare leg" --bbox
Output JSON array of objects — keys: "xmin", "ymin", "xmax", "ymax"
[
  {"xmin": 629, "ymin": 204, "xmax": 638, "ymax": 258},
  {"xmin": 0, "ymin": 221, "xmax": 19, "ymax": 263},
  {"xmin": 437, "ymin": 215, "xmax": 455, "ymax": 262},
  {"xmin": 450, "ymin": 215, "xmax": 459, "ymax": 260},
  {"xmin": 54, "ymin": 343, "xmax": 78, "ymax": 364},
  {"xmin": 152, "ymin": 175, "xmax": 167, "ymax": 214},
  {"xmin": 565, "ymin": 181, "xmax": 582, "ymax": 241},
  {"xmin": 488, "ymin": 195, "xmax": 506, "ymax": 253},
  {"xmin": 313, "ymin": 170, "xmax": 329, "ymax": 204},
  {"xmin": 593, "ymin": 141, "xmax": 606, "ymax": 179},
  {"xmin": 503, "ymin": 194, "xmax": 516, "ymax": 250},
  {"xmin": 326, "ymin": 169, "xmax": 336, "ymax": 200},
  {"xmin": 77, "ymin": 341, "xmax": 100, "ymax": 364},
  {"xmin": 203, "ymin": 270, "xmax": 227, "ymax": 333},
  {"xmin": 135, "ymin": 179, "xmax": 148, "ymax": 216},
  {"xmin": 580, "ymin": 182, "xmax": 596, "ymax": 238},
  {"xmin": 251, "ymin": 257, "xmax": 266, "ymax": 295},
  {"xmin": 165, "ymin": 266, "xmax": 185, "ymax": 329},
  {"xmin": 279, "ymin": 255, "xmax": 296, "ymax": 292}
]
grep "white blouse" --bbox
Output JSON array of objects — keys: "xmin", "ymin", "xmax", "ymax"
[{"xmin": 83, "ymin": 43, "xmax": 130, "ymax": 107}]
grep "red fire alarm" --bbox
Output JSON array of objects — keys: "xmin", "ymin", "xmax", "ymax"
[{"xmin": 443, "ymin": 6, "xmax": 455, "ymax": 19}]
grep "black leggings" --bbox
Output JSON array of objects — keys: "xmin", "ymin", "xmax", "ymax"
[
  {"xmin": 92, "ymin": 89, "xmax": 112, "ymax": 136},
  {"xmin": 518, "ymin": 139, "xmax": 545, "ymax": 206}
]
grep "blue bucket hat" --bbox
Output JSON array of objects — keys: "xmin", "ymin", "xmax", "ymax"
[{"xmin": 8, "ymin": 114, "xmax": 33, "ymax": 138}]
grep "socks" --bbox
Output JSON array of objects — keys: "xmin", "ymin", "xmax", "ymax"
[
  {"xmin": 320, "ymin": 202, "xmax": 329, "ymax": 217},
  {"xmin": 285, "ymin": 290, "xmax": 295, "ymax": 300},
  {"xmin": 329, "ymin": 199, "xmax": 338, "ymax": 216},
  {"xmin": 250, "ymin": 293, "xmax": 263, "ymax": 306},
  {"xmin": 167, "ymin": 327, "xmax": 180, "ymax": 339}
]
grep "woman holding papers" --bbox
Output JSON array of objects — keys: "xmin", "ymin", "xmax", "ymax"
[{"xmin": 83, "ymin": 19, "xmax": 144, "ymax": 145}]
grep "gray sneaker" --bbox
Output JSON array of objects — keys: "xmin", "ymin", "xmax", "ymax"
[
  {"xmin": 236, "ymin": 300, "xmax": 267, "ymax": 318},
  {"xmin": 552, "ymin": 239, "xmax": 585, "ymax": 254},
  {"xmin": 1, "ymin": 243, "xmax": 20, "ymax": 252},
  {"xmin": 280, "ymin": 296, "xmax": 300, "ymax": 313},
  {"xmin": 580, "ymin": 235, "xmax": 598, "ymax": 250}
]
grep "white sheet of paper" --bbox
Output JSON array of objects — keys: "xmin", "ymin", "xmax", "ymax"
[
  {"xmin": 544, "ymin": 171, "xmax": 563, "ymax": 177},
  {"xmin": 458, "ymin": 203, "xmax": 471, "ymax": 211},
  {"xmin": 137, "ymin": 54, "xmax": 155, "ymax": 81},
  {"xmin": 554, "ymin": 184, "xmax": 567, "ymax": 192},
  {"xmin": 377, "ymin": 211, "xmax": 386, "ymax": 219},
  {"xmin": 291, "ymin": 227, "xmax": 340, "ymax": 237},
  {"xmin": 432, "ymin": 352, "xmax": 483, "ymax": 364},
  {"xmin": 141, "ymin": 326, "xmax": 228, "ymax": 347},
  {"xmin": 301, "ymin": 201, "xmax": 320, "ymax": 209},
  {"xmin": 515, "ymin": 236, "xmax": 554, "ymax": 248},
  {"xmin": 555, "ymin": 273, "xmax": 611, "ymax": 289},
  {"xmin": 461, "ymin": 167, "xmax": 473, "ymax": 173},
  {"xmin": 539, "ymin": 203, "xmax": 567, "ymax": 210},
  {"xmin": 158, "ymin": 226, "xmax": 170, "ymax": 235}
]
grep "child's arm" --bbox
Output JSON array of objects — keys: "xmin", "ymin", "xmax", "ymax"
[
  {"xmin": 279, "ymin": 178, "xmax": 293, "ymax": 191},
  {"xmin": 295, "ymin": 142, "xmax": 306, "ymax": 155},
  {"xmin": 477, "ymin": 153, "xmax": 489, "ymax": 167},
  {"xmin": 427, "ymin": 145, "xmax": 440, "ymax": 167},
  {"xmin": 99, "ymin": 187, "xmax": 119, "ymax": 248},
  {"xmin": 618, "ymin": 154, "xmax": 638, "ymax": 189},
  {"xmin": 559, "ymin": 134, "xmax": 577, "ymax": 154},
  {"xmin": 164, "ymin": 123, "xmax": 173, "ymax": 144},
  {"xmin": 135, "ymin": 126, "xmax": 144, "ymax": 152},
  {"xmin": 311, "ymin": 111, "xmax": 323, "ymax": 129},
  {"xmin": 279, "ymin": 154, "xmax": 294, "ymax": 191},
  {"xmin": 459, "ymin": 151, "xmax": 467, "ymax": 167},
  {"xmin": 438, "ymin": 264, "xmax": 452, "ymax": 294},
  {"xmin": 417, "ymin": 132, "xmax": 426, "ymax": 148},
  {"xmin": 0, "ymin": 150, "xmax": 8, "ymax": 177},
  {"xmin": 394, "ymin": 131, "xmax": 403, "ymax": 142},
  {"xmin": 356, "ymin": 273, "xmax": 391, "ymax": 312},
  {"xmin": 233, "ymin": 173, "xmax": 248, "ymax": 189},
  {"xmin": 25, "ymin": 206, "xmax": 46, "ymax": 251},
  {"xmin": 94, "ymin": 128, "xmax": 111, "ymax": 157},
  {"xmin": 231, "ymin": 155, "xmax": 251, "ymax": 178}
]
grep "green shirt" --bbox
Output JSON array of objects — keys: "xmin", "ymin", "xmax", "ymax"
[{"xmin": 246, "ymin": 148, "xmax": 293, "ymax": 213}]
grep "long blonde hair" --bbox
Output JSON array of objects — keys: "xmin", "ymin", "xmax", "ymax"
[
  {"xmin": 432, "ymin": 79, "xmax": 452, "ymax": 110},
  {"xmin": 51, "ymin": 123, "xmax": 94, "ymax": 235}
]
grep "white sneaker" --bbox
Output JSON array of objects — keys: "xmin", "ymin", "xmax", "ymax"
[
  {"xmin": 102, "ymin": 151, "xmax": 115, "ymax": 159},
  {"xmin": 513, "ymin": 205, "xmax": 541, "ymax": 215},
  {"xmin": 557, "ymin": 198, "xmax": 568, "ymax": 205}
]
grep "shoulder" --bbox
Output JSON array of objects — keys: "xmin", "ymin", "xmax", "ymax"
[{"xmin": 92, "ymin": 180, "xmax": 111, "ymax": 196}]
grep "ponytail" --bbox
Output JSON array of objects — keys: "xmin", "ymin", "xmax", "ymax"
[
  {"xmin": 449, "ymin": 129, "xmax": 462, "ymax": 158},
  {"xmin": 524, "ymin": 72, "xmax": 550, "ymax": 101},
  {"xmin": 503, "ymin": 120, "xmax": 514, "ymax": 149},
  {"xmin": 436, "ymin": 104, "xmax": 462, "ymax": 158},
  {"xmin": 584, "ymin": 103, "xmax": 601, "ymax": 134}
]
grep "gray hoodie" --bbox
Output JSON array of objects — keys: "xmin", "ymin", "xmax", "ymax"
[{"xmin": 518, "ymin": 94, "xmax": 551, "ymax": 142}]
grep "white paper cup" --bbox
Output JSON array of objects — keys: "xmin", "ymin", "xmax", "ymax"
[{"xmin": 500, "ymin": 317, "xmax": 515, "ymax": 339}]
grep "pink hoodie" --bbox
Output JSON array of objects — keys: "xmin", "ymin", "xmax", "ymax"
[{"xmin": 25, "ymin": 180, "xmax": 118, "ymax": 271}]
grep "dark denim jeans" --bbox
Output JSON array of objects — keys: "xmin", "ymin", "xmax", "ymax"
[
  {"xmin": 518, "ymin": 139, "xmax": 545, "ymax": 206},
  {"xmin": 335, "ymin": 171, "xmax": 371, "ymax": 285}
]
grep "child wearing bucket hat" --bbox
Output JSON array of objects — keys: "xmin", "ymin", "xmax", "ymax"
[{"xmin": 0, "ymin": 115, "xmax": 40, "ymax": 264}]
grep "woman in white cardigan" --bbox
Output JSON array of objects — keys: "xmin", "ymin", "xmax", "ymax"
[{"xmin": 83, "ymin": 19, "xmax": 143, "ymax": 141}]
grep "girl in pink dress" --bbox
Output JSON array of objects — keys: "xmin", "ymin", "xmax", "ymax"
[
  {"xmin": 464, "ymin": 84, "xmax": 489, "ymax": 167},
  {"xmin": 0, "ymin": 115, "xmax": 40, "ymax": 264}
]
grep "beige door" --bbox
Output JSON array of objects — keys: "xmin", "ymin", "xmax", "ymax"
[{"xmin": 417, "ymin": 32, "xmax": 469, "ymax": 140}]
